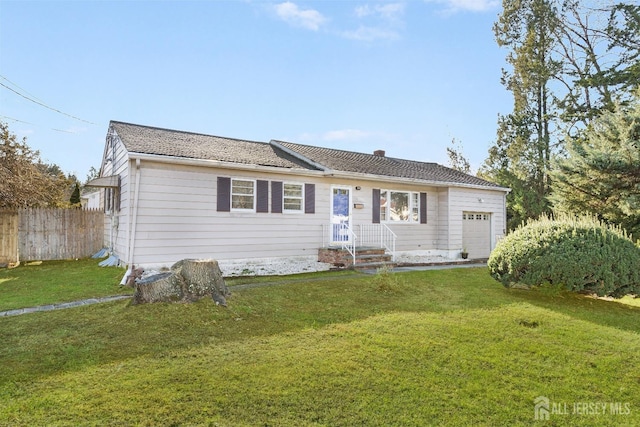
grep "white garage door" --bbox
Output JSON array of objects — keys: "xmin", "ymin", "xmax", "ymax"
[{"xmin": 462, "ymin": 212, "xmax": 491, "ymax": 259}]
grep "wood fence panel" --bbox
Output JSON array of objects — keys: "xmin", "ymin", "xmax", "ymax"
[
  {"xmin": 11, "ymin": 208, "xmax": 105, "ymax": 261},
  {"xmin": 0, "ymin": 210, "xmax": 19, "ymax": 264}
]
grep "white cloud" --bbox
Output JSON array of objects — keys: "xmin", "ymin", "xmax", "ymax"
[
  {"xmin": 424, "ymin": 0, "xmax": 500, "ymax": 13},
  {"xmin": 273, "ymin": 2, "xmax": 326, "ymax": 31},
  {"xmin": 341, "ymin": 26, "xmax": 400, "ymax": 42},
  {"xmin": 345, "ymin": 3, "xmax": 405, "ymax": 41},
  {"xmin": 355, "ymin": 3, "xmax": 405, "ymax": 20}
]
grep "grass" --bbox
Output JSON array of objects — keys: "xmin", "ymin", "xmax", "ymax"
[
  {"xmin": 0, "ymin": 258, "xmax": 131, "ymax": 311},
  {"xmin": 1, "ymin": 263, "xmax": 640, "ymax": 425}
]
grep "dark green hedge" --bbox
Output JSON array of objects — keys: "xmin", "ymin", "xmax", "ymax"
[{"xmin": 488, "ymin": 215, "xmax": 640, "ymax": 298}]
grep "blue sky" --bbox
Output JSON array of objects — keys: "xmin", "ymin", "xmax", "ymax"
[{"xmin": 0, "ymin": 0, "xmax": 511, "ymax": 181}]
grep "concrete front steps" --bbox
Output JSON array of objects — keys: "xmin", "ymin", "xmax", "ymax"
[{"xmin": 318, "ymin": 246, "xmax": 393, "ymax": 271}]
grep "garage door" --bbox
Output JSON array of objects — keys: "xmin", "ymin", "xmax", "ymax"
[{"xmin": 462, "ymin": 212, "xmax": 491, "ymax": 259}]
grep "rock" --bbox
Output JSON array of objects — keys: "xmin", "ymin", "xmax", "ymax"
[{"xmin": 132, "ymin": 259, "xmax": 230, "ymax": 305}]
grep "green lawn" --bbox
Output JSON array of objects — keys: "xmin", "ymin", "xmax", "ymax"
[
  {"xmin": 1, "ymin": 263, "xmax": 639, "ymax": 426},
  {"xmin": 0, "ymin": 258, "xmax": 131, "ymax": 311}
]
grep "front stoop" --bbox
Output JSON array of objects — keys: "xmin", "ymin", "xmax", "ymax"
[{"xmin": 318, "ymin": 247, "xmax": 393, "ymax": 270}]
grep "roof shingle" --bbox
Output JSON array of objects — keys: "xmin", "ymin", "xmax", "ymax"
[
  {"xmin": 110, "ymin": 121, "xmax": 316, "ymax": 170},
  {"xmin": 110, "ymin": 121, "xmax": 502, "ymax": 189},
  {"xmin": 274, "ymin": 140, "xmax": 501, "ymax": 188}
]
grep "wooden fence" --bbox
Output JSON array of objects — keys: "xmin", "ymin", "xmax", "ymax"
[{"xmin": 0, "ymin": 208, "xmax": 104, "ymax": 264}]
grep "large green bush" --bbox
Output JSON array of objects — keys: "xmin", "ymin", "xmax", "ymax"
[{"xmin": 488, "ymin": 215, "xmax": 640, "ymax": 298}]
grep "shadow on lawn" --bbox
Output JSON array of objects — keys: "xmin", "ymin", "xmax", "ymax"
[
  {"xmin": 1, "ymin": 267, "xmax": 639, "ymax": 386},
  {"xmin": 503, "ymin": 285, "xmax": 640, "ymax": 335}
]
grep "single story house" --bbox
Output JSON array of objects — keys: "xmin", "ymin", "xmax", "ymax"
[{"xmin": 89, "ymin": 121, "xmax": 510, "ymax": 274}]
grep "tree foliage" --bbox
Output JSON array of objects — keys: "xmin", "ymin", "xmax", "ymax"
[
  {"xmin": 483, "ymin": 0, "xmax": 640, "ymax": 230},
  {"xmin": 70, "ymin": 182, "xmax": 81, "ymax": 206},
  {"xmin": 446, "ymin": 138, "xmax": 471, "ymax": 174},
  {"xmin": 554, "ymin": 1, "xmax": 640, "ymax": 128},
  {"xmin": 481, "ymin": 0, "xmax": 560, "ymax": 229},
  {"xmin": 0, "ymin": 121, "xmax": 77, "ymax": 209},
  {"xmin": 551, "ymin": 92, "xmax": 640, "ymax": 239}
]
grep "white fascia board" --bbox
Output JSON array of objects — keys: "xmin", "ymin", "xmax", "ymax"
[
  {"xmin": 127, "ymin": 152, "xmax": 327, "ymax": 178},
  {"xmin": 326, "ymin": 170, "xmax": 512, "ymax": 193},
  {"xmin": 128, "ymin": 152, "xmax": 511, "ymax": 193}
]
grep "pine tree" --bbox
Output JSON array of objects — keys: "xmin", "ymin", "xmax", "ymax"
[
  {"xmin": 551, "ymin": 93, "xmax": 640, "ymax": 240},
  {"xmin": 70, "ymin": 182, "xmax": 81, "ymax": 206},
  {"xmin": 481, "ymin": 0, "xmax": 560, "ymax": 229}
]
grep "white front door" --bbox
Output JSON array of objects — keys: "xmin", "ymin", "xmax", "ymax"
[{"xmin": 331, "ymin": 186, "xmax": 351, "ymax": 244}]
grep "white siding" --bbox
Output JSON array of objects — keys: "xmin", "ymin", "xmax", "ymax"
[
  {"xmin": 448, "ymin": 188, "xmax": 507, "ymax": 254},
  {"xmin": 122, "ymin": 161, "xmax": 462, "ymax": 268},
  {"xmin": 128, "ymin": 162, "xmax": 325, "ymax": 267},
  {"xmin": 437, "ymin": 188, "xmax": 451, "ymax": 250},
  {"xmin": 105, "ymin": 152, "xmax": 507, "ymax": 268},
  {"xmin": 100, "ymin": 132, "xmax": 130, "ymax": 262}
]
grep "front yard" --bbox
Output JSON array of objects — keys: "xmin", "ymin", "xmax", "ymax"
[{"xmin": 1, "ymin": 261, "xmax": 639, "ymax": 425}]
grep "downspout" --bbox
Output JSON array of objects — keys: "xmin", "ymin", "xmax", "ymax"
[{"xmin": 120, "ymin": 158, "xmax": 142, "ymax": 285}]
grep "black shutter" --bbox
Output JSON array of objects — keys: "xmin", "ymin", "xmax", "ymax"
[
  {"xmin": 271, "ymin": 181, "xmax": 283, "ymax": 213},
  {"xmin": 304, "ymin": 183, "xmax": 315, "ymax": 214},
  {"xmin": 372, "ymin": 189, "xmax": 381, "ymax": 224},
  {"xmin": 217, "ymin": 177, "xmax": 231, "ymax": 212},
  {"xmin": 256, "ymin": 180, "xmax": 269, "ymax": 213},
  {"xmin": 420, "ymin": 192, "xmax": 427, "ymax": 224}
]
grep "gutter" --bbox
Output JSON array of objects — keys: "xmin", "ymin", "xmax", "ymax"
[
  {"xmin": 324, "ymin": 170, "xmax": 512, "ymax": 193},
  {"xmin": 120, "ymin": 158, "xmax": 142, "ymax": 285},
  {"xmin": 129, "ymin": 152, "xmax": 510, "ymax": 193},
  {"xmin": 128, "ymin": 152, "xmax": 327, "ymax": 178}
]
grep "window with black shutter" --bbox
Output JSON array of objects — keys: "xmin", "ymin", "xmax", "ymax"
[
  {"xmin": 217, "ymin": 177, "xmax": 231, "ymax": 212},
  {"xmin": 304, "ymin": 183, "xmax": 315, "ymax": 214}
]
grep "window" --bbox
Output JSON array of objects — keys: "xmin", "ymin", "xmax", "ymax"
[
  {"xmin": 231, "ymin": 179, "xmax": 255, "ymax": 210},
  {"xmin": 104, "ymin": 187, "xmax": 120, "ymax": 213},
  {"xmin": 380, "ymin": 190, "xmax": 421, "ymax": 222},
  {"xmin": 283, "ymin": 183, "xmax": 304, "ymax": 213}
]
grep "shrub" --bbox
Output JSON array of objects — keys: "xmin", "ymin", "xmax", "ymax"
[{"xmin": 488, "ymin": 215, "xmax": 640, "ymax": 298}]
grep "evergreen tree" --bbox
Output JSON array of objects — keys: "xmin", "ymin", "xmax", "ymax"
[
  {"xmin": 480, "ymin": 0, "xmax": 560, "ymax": 229},
  {"xmin": 551, "ymin": 93, "xmax": 640, "ymax": 240},
  {"xmin": 482, "ymin": 0, "xmax": 639, "ymax": 230},
  {"xmin": 70, "ymin": 182, "xmax": 81, "ymax": 206}
]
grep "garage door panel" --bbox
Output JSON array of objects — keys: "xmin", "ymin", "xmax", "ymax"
[{"xmin": 463, "ymin": 212, "xmax": 491, "ymax": 259}]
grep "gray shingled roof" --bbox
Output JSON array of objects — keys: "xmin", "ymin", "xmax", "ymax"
[
  {"xmin": 274, "ymin": 140, "xmax": 501, "ymax": 188},
  {"xmin": 110, "ymin": 121, "xmax": 502, "ymax": 188},
  {"xmin": 110, "ymin": 121, "xmax": 316, "ymax": 170}
]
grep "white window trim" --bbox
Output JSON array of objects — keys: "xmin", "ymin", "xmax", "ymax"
[
  {"xmin": 231, "ymin": 178, "xmax": 256, "ymax": 212},
  {"xmin": 380, "ymin": 189, "xmax": 421, "ymax": 223},
  {"xmin": 283, "ymin": 182, "xmax": 305, "ymax": 214}
]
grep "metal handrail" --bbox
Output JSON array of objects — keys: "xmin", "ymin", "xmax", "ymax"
[
  {"xmin": 337, "ymin": 223, "xmax": 357, "ymax": 264},
  {"xmin": 357, "ymin": 224, "xmax": 397, "ymax": 261},
  {"xmin": 380, "ymin": 223, "xmax": 397, "ymax": 261}
]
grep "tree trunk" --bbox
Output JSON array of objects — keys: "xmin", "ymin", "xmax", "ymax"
[{"xmin": 132, "ymin": 259, "xmax": 230, "ymax": 305}]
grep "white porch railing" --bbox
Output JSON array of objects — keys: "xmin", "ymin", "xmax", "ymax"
[
  {"xmin": 322, "ymin": 223, "xmax": 396, "ymax": 262},
  {"xmin": 357, "ymin": 224, "xmax": 397, "ymax": 261},
  {"xmin": 323, "ymin": 223, "xmax": 357, "ymax": 264}
]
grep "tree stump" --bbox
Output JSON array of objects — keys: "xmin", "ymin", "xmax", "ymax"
[{"xmin": 132, "ymin": 259, "xmax": 230, "ymax": 305}]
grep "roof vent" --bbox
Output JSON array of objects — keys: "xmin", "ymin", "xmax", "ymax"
[{"xmin": 373, "ymin": 149, "xmax": 385, "ymax": 157}]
